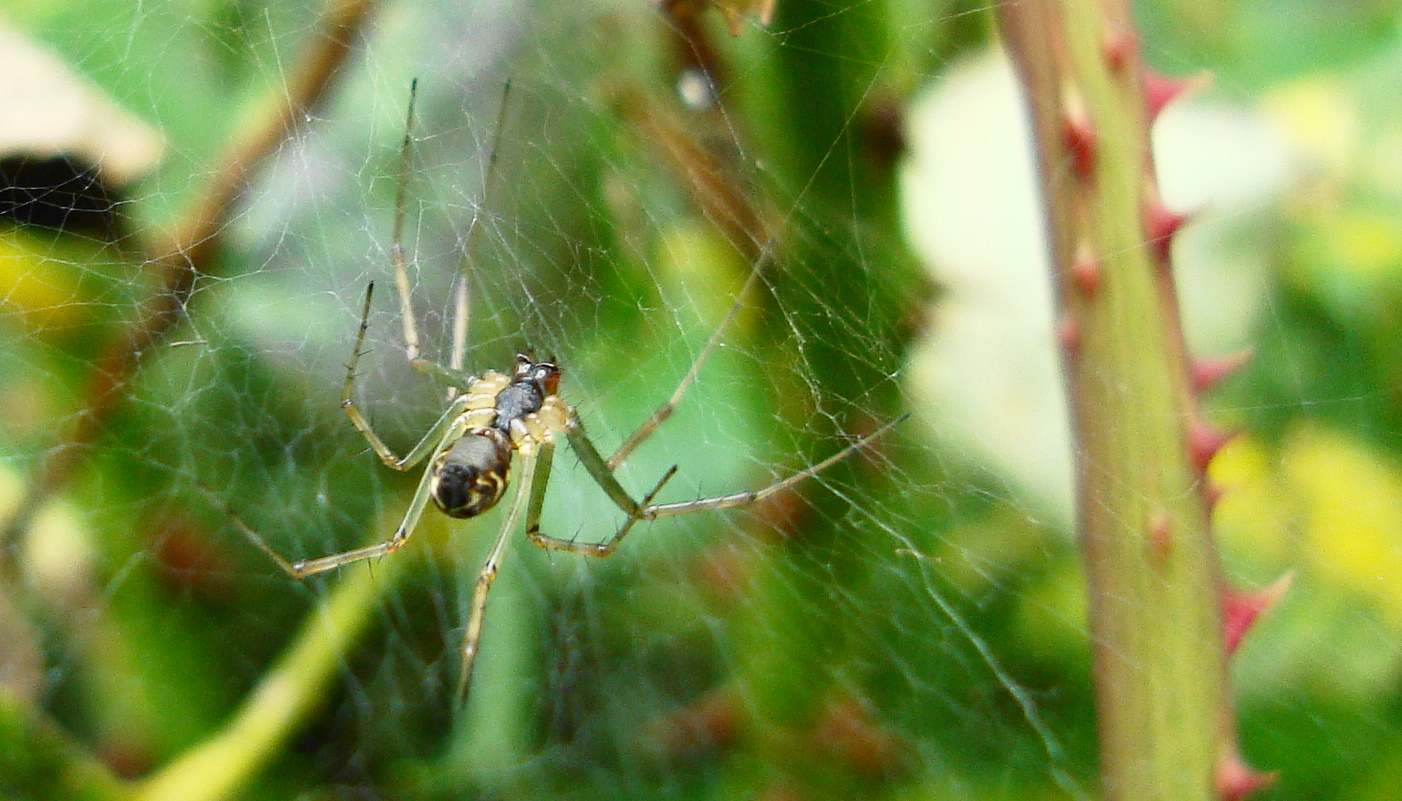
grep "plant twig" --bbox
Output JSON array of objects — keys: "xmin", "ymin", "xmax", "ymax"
[
  {"xmin": 2, "ymin": 0, "xmax": 378, "ymax": 551},
  {"xmin": 130, "ymin": 551, "xmax": 398, "ymax": 801},
  {"xmin": 995, "ymin": 1, "xmax": 1273, "ymax": 798},
  {"xmin": 0, "ymin": 691, "xmax": 129, "ymax": 801}
]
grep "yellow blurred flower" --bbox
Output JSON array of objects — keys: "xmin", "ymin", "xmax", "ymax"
[{"xmin": 1215, "ymin": 424, "xmax": 1402, "ymax": 627}]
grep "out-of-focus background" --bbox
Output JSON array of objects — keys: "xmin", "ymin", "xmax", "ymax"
[{"xmin": 1, "ymin": 0, "xmax": 1401, "ymax": 799}]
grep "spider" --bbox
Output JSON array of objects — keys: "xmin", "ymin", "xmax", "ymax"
[{"xmin": 227, "ymin": 81, "xmax": 905, "ymax": 701}]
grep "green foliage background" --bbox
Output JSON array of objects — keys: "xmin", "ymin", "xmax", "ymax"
[{"xmin": 1, "ymin": 0, "xmax": 1401, "ymax": 799}]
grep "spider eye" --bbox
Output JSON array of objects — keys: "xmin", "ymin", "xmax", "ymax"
[{"xmin": 533, "ymin": 363, "xmax": 560, "ymax": 395}]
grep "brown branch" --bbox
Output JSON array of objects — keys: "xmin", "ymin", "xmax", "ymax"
[{"xmin": 2, "ymin": 0, "xmax": 378, "ymax": 550}]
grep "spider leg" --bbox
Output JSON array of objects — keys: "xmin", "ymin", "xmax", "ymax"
[
  {"xmin": 524, "ymin": 440, "xmax": 554, "ymax": 528},
  {"xmin": 444, "ymin": 275, "xmax": 470, "ymax": 402},
  {"xmin": 410, "ymin": 356, "xmax": 480, "ymax": 392},
  {"xmin": 386, "ymin": 80, "xmax": 516, "ymax": 397},
  {"xmin": 563, "ymin": 416, "xmax": 655, "ymax": 518},
  {"xmin": 194, "ymin": 482, "xmax": 302, "ymax": 578},
  {"xmin": 521, "ymin": 413, "xmax": 677, "ymax": 556},
  {"xmin": 288, "ymin": 417, "xmax": 469, "ymax": 577},
  {"xmin": 457, "ymin": 446, "xmax": 541, "ymax": 702},
  {"xmin": 528, "ymin": 452, "xmax": 676, "ymax": 557},
  {"xmin": 606, "ymin": 245, "xmax": 775, "ymax": 470},
  {"xmin": 551, "ymin": 412, "xmax": 904, "ymax": 553},
  {"xmin": 342, "ymin": 284, "xmax": 477, "ymax": 471},
  {"xmin": 197, "ymin": 415, "xmax": 452, "ymax": 580},
  {"xmin": 445, "ymin": 80, "xmax": 510, "ymax": 397},
  {"xmin": 641, "ymin": 413, "xmax": 909, "ymax": 519},
  {"xmin": 389, "ymin": 78, "xmax": 424, "ymax": 366},
  {"xmin": 384, "ymin": 79, "xmax": 466, "ymax": 387}
]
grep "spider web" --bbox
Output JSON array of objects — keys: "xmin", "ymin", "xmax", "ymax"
[{"xmin": 2, "ymin": 1, "xmax": 1396, "ymax": 800}]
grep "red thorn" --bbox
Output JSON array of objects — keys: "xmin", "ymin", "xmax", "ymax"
[
  {"xmin": 1056, "ymin": 313, "xmax": 1081, "ymax": 355},
  {"xmin": 1223, "ymin": 572, "xmax": 1293, "ymax": 655},
  {"xmin": 1144, "ymin": 198, "xmax": 1188, "ymax": 263},
  {"xmin": 643, "ymin": 688, "xmax": 743, "ymax": 758},
  {"xmin": 1217, "ymin": 749, "xmax": 1277, "ymax": 801},
  {"xmin": 1187, "ymin": 417, "xmax": 1234, "ymax": 473},
  {"xmin": 1148, "ymin": 510, "xmax": 1172, "ymax": 562},
  {"xmin": 1203, "ymin": 482, "xmax": 1224, "ymax": 515},
  {"xmin": 1070, "ymin": 245, "xmax": 1102, "ymax": 296},
  {"xmin": 1062, "ymin": 110, "xmax": 1097, "ymax": 180},
  {"xmin": 1144, "ymin": 70, "xmax": 1212, "ymax": 121},
  {"xmin": 1191, "ymin": 348, "xmax": 1255, "ymax": 393},
  {"xmin": 815, "ymin": 698, "xmax": 911, "ymax": 775},
  {"xmin": 1103, "ymin": 30, "xmax": 1138, "ymax": 73}
]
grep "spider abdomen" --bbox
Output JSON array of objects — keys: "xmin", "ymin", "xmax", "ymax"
[{"xmin": 431, "ymin": 430, "xmax": 512, "ymax": 518}]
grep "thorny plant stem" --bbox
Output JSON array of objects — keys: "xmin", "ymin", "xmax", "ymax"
[{"xmin": 996, "ymin": 1, "xmax": 1239, "ymax": 799}]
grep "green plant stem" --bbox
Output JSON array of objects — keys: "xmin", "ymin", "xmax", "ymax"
[
  {"xmin": 130, "ymin": 557, "xmax": 396, "ymax": 801},
  {"xmin": 996, "ymin": 1, "xmax": 1231, "ymax": 799},
  {"xmin": 0, "ymin": 692, "xmax": 130, "ymax": 801}
]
